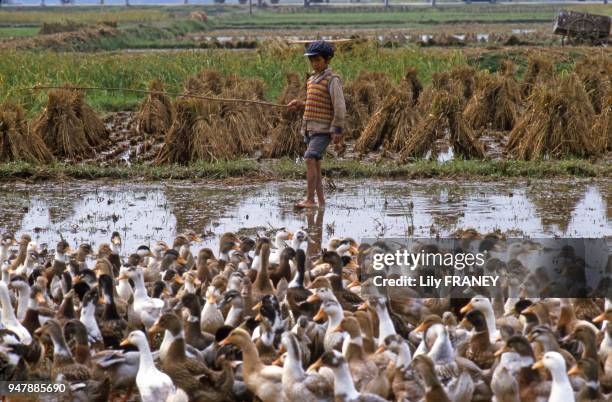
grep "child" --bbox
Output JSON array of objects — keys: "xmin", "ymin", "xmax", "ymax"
[{"xmin": 288, "ymin": 40, "xmax": 346, "ymax": 209}]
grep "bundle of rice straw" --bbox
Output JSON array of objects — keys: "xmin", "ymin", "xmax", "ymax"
[
  {"xmin": 417, "ymin": 71, "xmax": 456, "ymax": 114},
  {"xmin": 135, "ymin": 79, "xmax": 174, "ymax": 138},
  {"xmin": 184, "ymin": 70, "xmax": 224, "ymax": 95},
  {"xmin": 0, "ymin": 101, "xmax": 53, "ymax": 163},
  {"xmin": 344, "ymin": 71, "xmax": 394, "ymax": 139},
  {"xmin": 266, "ymin": 73, "xmax": 306, "ymax": 158},
  {"xmin": 508, "ymin": 74, "xmax": 603, "ymax": 160},
  {"xmin": 354, "ymin": 69, "xmax": 422, "ymax": 154},
  {"xmin": 70, "ymin": 90, "xmax": 109, "ymax": 147},
  {"xmin": 464, "ymin": 61, "xmax": 522, "ymax": 131},
  {"xmin": 521, "ymin": 55, "xmax": 554, "ymax": 98},
  {"xmin": 593, "ymin": 94, "xmax": 611, "ymax": 150},
  {"xmin": 401, "ymin": 89, "xmax": 486, "ymax": 160},
  {"xmin": 158, "ymin": 71, "xmax": 273, "ymax": 164},
  {"xmin": 575, "ymin": 57, "xmax": 611, "ymax": 114},
  {"xmin": 449, "ymin": 66, "xmax": 477, "ymax": 102},
  {"xmin": 33, "ymin": 89, "xmax": 94, "ymax": 159}
]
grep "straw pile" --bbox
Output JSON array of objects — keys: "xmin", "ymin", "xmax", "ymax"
[
  {"xmin": 575, "ymin": 57, "xmax": 611, "ymax": 115},
  {"xmin": 449, "ymin": 66, "xmax": 477, "ymax": 102},
  {"xmin": 508, "ymin": 74, "xmax": 604, "ymax": 160},
  {"xmin": 464, "ymin": 61, "xmax": 522, "ymax": 131},
  {"xmin": 344, "ymin": 71, "xmax": 394, "ymax": 140},
  {"xmin": 593, "ymin": 95, "xmax": 611, "ymax": 150},
  {"xmin": 354, "ymin": 69, "xmax": 422, "ymax": 154},
  {"xmin": 401, "ymin": 89, "xmax": 486, "ymax": 160},
  {"xmin": 266, "ymin": 73, "xmax": 306, "ymax": 158},
  {"xmin": 70, "ymin": 91, "xmax": 109, "ymax": 147},
  {"xmin": 521, "ymin": 55, "xmax": 554, "ymax": 98},
  {"xmin": 33, "ymin": 89, "xmax": 107, "ymax": 159},
  {"xmin": 0, "ymin": 101, "xmax": 53, "ymax": 163},
  {"xmin": 135, "ymin": 79, "xmax": 174, "ymax": 139},
  {"xmin": 157, "ymin": 71, "xmax": 272, "ymax": 164}
]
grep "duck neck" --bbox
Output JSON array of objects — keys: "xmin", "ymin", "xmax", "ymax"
[
  {"xmin": 430, "ymin": 325, "xmax": 455, "ymax": 362},
  {"xmin": 326, "ymin": 310, "xmax": 344, "ymax": 334},
  {"xmin": 0, "ymin": 246, "xmax": 9, "ymax": 264},
  {"xmin": 137, "ymin": 339, "xmax": 157, "ymax": 370},
  {"xmin": 397, "ymin": 343, "xmax": 413, "ymax": 369},
  {"xmin": 288, "ymin": 264, "xmax": 304, "ymax": 289},
  {"xmin": 549, "ymin": 365, "xmax": 572, "ymax": 393},
  {"xmin": 283, "ymin": 344, "xmax": 304, "ymax": 379},
  {"xmin": 0, "ymin": 285, "xmax": 17, "ymax": 324},
  {"xmin": 332, "ymin": 363, "xmax": 360, "ymax": 400},
  {"xmin": 376, "ymin": 303, "xmax": 396, "ymax": 345},
  {"xmin": 239, "ymin": 339, "xmax": 264, "ymax": 375},
  {"xmin": 132, "ymin": 273, "xmax": 148, "ymax": 299},
  {"xmin": 50, "ymin": 331, "xmax": 73, "ymax": 361},
  {"xmin": 481, "ymin": 305, "xmax": 497, "ymax": 341},
  {"xmin": 16, "ymin": 286, "xmax": 30, "ymax": 321},
  {"xmin": 166, "ymin": 331, "xmax": 188, "ymax": 361}
]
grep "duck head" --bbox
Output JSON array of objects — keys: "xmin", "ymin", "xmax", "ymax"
[{"xmin": 149, "ymin": 313, "xmax": 183, "ymax": 337}]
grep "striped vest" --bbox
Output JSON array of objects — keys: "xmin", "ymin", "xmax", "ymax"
[{"xmin": 303, "ymin": 73, "xmax": 335, "ymax": 125}]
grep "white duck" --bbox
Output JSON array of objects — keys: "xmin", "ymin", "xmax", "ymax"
[
  {"xmin": 116, "ymin": 266, "xmax": 134, "ymax": 303},
  {"xmin": 532, "ymin": 351, "xmax": 575, "ymax": 402},
  {"xmin": 121, "ymin": 266, "xmax": 164, "ymax": 330},
  {"xmin": 461, "ymin": 296, "xmax": 500, "ymax": 343},
  {"xmin": 121, "ymin": 330, "xmax": 188, "ymax": 402},
  {"xmin": 0, "ymin": 282, "xmax": 31, "ymax": 345},
  {"xmin": 269, "ymin": 229, "xmax": 294, "ymax": 266}
]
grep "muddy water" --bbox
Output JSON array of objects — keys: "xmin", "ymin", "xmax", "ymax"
[{"xmin": 0, "ymin": 179, "xmax": 609, "ymax": 255}]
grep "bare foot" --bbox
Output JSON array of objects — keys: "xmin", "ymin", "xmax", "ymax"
[{"xmin": 294, "ymin": 200, "xmax": 317, "ymax": 209}]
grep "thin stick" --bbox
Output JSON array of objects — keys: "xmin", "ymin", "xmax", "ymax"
[{"xmin": 20, "ymin": 85, "xmax": 289, "ymax": 108}]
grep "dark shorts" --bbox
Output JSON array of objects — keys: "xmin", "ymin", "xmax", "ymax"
[{"xmin": 304, "ymin": 132, "xmax": 331, "ymax": 161}]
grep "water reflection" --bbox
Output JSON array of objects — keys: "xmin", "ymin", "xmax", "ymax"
[{"xmin": 0, "ymin": 179, "xmax": 609, "ymax": 256}]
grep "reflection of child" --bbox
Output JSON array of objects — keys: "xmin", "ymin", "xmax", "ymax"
[{"xmin": 287, "ymin": 40, "xmax": 346, "ymax": 209}]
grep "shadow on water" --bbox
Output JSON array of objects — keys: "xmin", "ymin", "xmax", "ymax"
[{"xmin": 0, "ymin": 179, "xmax": 609, "ymax": 255}]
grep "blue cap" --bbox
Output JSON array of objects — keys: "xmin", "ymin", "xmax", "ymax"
[{"xmin": 304, "ymin": 40, "xmax": 334, "ymax": 59}]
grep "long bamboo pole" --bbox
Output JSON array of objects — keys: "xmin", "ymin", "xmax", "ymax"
[{"xmin": 21, "ymin": 85, "xmax": 289, "ymax": 108}]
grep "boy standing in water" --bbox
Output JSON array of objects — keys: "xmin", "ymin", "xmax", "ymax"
[{"xmin": 288, "ymin": 40, "xmax": 346, "ymax": 208}]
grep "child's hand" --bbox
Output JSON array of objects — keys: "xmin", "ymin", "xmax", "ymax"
[{"xmin": 287, "ymin": 99, "xmax": 304, "ymax": 110}]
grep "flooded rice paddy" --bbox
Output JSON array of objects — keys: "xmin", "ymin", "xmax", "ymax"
[{"xmin": 0, "ymin": 179, "xmax": 609, "ymax": 254}]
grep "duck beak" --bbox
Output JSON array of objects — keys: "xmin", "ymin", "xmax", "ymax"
[
  {"xmin": 313, "ymin": 308, "xmax": 326, "ymax": 322},
  {"xmin": 36, "ymin": 294, "xmax": 46, "ymax": 304},
  {"xmin": 219, "ymin": 338, "xmax": 231, "ymax": 347},
  {"xmin": 567, "ymin": 365, "xmax": 580, "ymax": 376},
  {"xmin": 349, "ymin": 246, "xmax": 359, "ymax": 255},
  {"xmin": 287, "ymin": 232, "xmax": 294, "ymax": 240},
  {"xmin": 193, "ymin": 278, "xmax": 202, "ymax": 286},
  {"xmin": 459, "ymin": 317, "xmax": 469, "ymax": 328},
  {"xmin": 34, "ymin": 327, "xmax": 43, "ymax": 335},
  {"xmin": 414, "ymin": 322, "xmax": 427, "ymax": 333},
  {"xmin": 174, "ymin": 276, "xmax": 184, "ymax": 285},
  {"xmin": 494, "ymin": 345, "xmax": 510, "ymax": 357},
  {"xmin": 306, "ymin": 294, "xmax": 319, "ymax": 303},
  {"xmin": 531, "ymin": 360, "xmax": 544, "ymax": 370},
  {"xmin": 357, "ymin": 302, "xmax": 368, "ymax": 311},
  {"xmin": 272, "ymin": 357, "xmax": 283, "ymax": 367},
  {"xmin": 278, "ymin": 345, "xmax": 286, "ymax": 354},
  {"xmin": 252, "ymin": 302, "xmax": 262, "ymax": 312},
  {"xmin": 330, "ymin": 325, "xmax": 344, "ymax": 333},
  {"xmin": 255, "ymin": 313, "xmax": 263, "ymax": 321},
  {"xmin": 346, "ymin": 280, "xmax": 360, "ymax": 290},
  {"xmin": 308, "ymin": 357, "xmax": 323, "ymax": 372},
  {"xmin": 177, "ymin": 256, "xmax": 187, "ymax": 265},
  {"xmin": 460, "ymin": 301, "xmax": 473, "ymax": 314},
  {"xmin": 118, "ymin": 273, "xmax": 129, "ymax": 280},
  {"xmin": 73, "ymin": 275, "xmax": 81, "ymax": 283},
  {"xmin": 375, "ymin": 345, "xmax": 386, "ymax": 354},
  {"xmin": 593, "ymin": 312, "xmax": 606, "ymax": 323},
  {"xmin": 120, "ymin": 338, "xmax": 130, "ymax": 347}
]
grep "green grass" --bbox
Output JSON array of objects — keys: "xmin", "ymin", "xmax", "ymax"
[
  {"xmin": 0, "ymin": 158, "xmax": 606, "ymax": 181},
  {"xmin": 2, "ymin": 44, "xmax": 466, "ymax": 112},
  {"xmin": 0, "ymin": 26, "xmax": 39, "ymax": 38}
]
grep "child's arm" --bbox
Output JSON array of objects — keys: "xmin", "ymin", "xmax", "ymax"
[{"xmin": 329, "ymin": 76, "xmax": 346, "ymax": 143}]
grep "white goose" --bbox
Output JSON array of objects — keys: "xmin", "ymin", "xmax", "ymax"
[
  {"xmin": 0, "ymin": 282, "xmax": 32, "ymax": 345},
  {"xmin": 121, "ymin": 330, "xmax": 188, "ymax": 402}
]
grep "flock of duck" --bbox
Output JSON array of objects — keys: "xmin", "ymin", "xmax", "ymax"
[{"xmin": 0, "ymin": 228, "xmax": 610, "ymax": 402}]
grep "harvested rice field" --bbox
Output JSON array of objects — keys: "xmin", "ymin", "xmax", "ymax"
[{"xmin": 0, "ymin": 3, "xmax": 611, "ymax": 402}]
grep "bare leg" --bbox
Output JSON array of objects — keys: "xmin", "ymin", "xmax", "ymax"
[
  {"xmin": 295, "ymin": 158, "xmax": 317, "ymax": 208},
  {"xmin": 315, "ymin": 159, "xmax": 325, "ymax": 206}
]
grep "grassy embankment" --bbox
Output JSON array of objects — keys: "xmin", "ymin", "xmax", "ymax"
[{"xmin": 0, "ymin": 158, "xmax": 608, "ymax": 181}]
